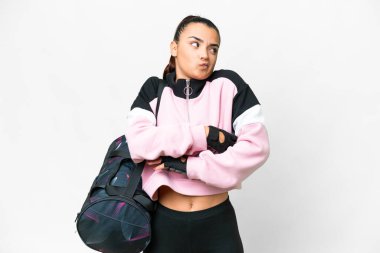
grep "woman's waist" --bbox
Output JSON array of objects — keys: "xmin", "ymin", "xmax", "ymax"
[{"xmin": 157, "ymin": 185, "xmax": 229, "ymax": 212}]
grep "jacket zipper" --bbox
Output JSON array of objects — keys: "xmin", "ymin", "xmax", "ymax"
[{"xmin": 185, "ymin": 79, "xmax": 192, "ymax": 123}]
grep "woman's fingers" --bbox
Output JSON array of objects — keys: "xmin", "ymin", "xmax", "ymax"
[
  {"xmin": 153, "ymin": 163, "xmax": 166, "ymax": 171},
  {"xmin": 147, "ymin": 158, "xmax": 162, "ymax": 165},
  {"xmin": 151, "ymin": 156, "xmax": 187, "ymax": 171}
]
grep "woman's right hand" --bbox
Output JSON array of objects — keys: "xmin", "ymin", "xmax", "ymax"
[{"xmin": 205, "ymin": 125, "xmax": 238, "ymax": 153}]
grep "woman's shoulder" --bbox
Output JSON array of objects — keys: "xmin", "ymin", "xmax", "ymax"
[
  {"xmin": 139, "ymin": 75, "xmax": 160, "ymax": 90},
  {"xmin": 141, "ymin": 75, "xmax": 160, "ymax": 86},
  {"xmin": 210, "ymin": 69, "xmax": 249, "ymax": 90},
  {"xmin": 212, "ymin": 68, "xmax": 240, "ymax": 76},
  {"xmin": 133, "ymin": 76, "xmax": 162, "ymax": 104}
]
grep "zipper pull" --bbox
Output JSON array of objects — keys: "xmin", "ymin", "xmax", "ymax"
[
  {"xmin": 184, "ymin": 79, "xmax": 193, "ymax": 123},
  {"xmin": 183, "ymin": 79, "xmax": 193, "ymax": 98}
]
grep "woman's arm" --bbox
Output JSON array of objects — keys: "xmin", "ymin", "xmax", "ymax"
[
  {"xmin": 187, "ymin": 120, "xmax": 270, "ymax": 189},
  {"xmin": 155, "ymin": 115, "xmax": 270, "ymax": 188},
  {"xmin": 153, "ymin": 114, "xmax": 269, "ymax": 188}
]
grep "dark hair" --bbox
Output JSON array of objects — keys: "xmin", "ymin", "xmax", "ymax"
[{"xmin": 163, "ymin": 15, "xmax": 221, "ymax": 79}]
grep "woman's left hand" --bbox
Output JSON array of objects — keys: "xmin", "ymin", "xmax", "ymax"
[
  {"xmin": 146, "ymin": 158, "xmax": 162, "ymax": 166},
  {"xmin": 153, "ymin": 156, "xmax": 187, "ymax": 174}
]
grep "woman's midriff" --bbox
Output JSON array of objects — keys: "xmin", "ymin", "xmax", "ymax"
[{"xmin": 157, "ymin": 185, "xmax": 229, "ymax": 211}]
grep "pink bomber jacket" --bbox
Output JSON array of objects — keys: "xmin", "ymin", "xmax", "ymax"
[{"xmin": 125, "ymin": 69, "xmax": 270, "ymax": 201}]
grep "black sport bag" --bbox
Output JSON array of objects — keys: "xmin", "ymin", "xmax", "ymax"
[{"xmin": 76, "ymin": 80, "xmax": 165, "ymax": 253}]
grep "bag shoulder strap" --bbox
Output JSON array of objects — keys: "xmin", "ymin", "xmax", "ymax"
[
  {"xmin": 123, "ymin": 78, "xmax": 167, "ymax": 199},
  {"xmin": 155, "ymin": 78, "xmax": 166, "ymax": 120}
]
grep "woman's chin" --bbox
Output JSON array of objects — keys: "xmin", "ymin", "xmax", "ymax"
[{"xmin": 192, "ymin": 70, "xmax": 213, "ymax": 80}]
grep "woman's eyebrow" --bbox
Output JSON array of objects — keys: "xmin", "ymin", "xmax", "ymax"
[{"xmin": 187, "ymin": 36, "xmax": 219, "ymax": 48}]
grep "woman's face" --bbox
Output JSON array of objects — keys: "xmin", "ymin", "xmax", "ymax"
[{"xmin": 170, "ymin": 22, "xmax": 220, "ymax": 81}]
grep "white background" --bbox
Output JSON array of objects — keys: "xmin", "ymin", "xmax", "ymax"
[{"xmin": 1, "ymin": 0, "xmax": 379, "ymax": 252}]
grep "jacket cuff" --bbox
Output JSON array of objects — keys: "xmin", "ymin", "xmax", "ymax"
[
  {"xmin": 186, "ymin": 155, "xmax": 205, "ymax": 180},
  {"xmin": 190, "ymin": 125, "xmax": 207, "ymax": 153}
]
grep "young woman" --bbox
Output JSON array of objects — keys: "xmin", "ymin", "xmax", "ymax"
[{"xmin": 125, "ymin": 15, "xmax": 270, "ymax": 253}]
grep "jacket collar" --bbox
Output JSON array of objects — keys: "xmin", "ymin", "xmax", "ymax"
[{"xmin": 165, "ymin": 70, "xmax": 209, "ymax": 99}]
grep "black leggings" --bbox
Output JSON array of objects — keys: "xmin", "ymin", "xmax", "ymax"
[{"xmin": 144, "ymin": 196, "xmax": 244, "ymax": 253}]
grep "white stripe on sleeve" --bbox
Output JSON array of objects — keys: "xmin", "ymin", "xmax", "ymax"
[
  {"xmin": 126, "ymin": 107, "xmax": 156, "ymax": 128},
  {"xmin": 233, "ymin": 104, "xmax": 265, "ymax": 135}
]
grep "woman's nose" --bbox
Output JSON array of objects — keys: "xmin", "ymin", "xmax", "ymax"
[{"xmin": 199, "ymin": 47, "xmax": 209, "ymax": 60}]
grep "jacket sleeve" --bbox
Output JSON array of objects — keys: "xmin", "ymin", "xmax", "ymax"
[
  {"xmin": 186, "ymin": 71, "xmax": 270, "ymax": 189},
  {"xmin": 125, "ymin": 76, "xmax": 207, "ymax": 163}
]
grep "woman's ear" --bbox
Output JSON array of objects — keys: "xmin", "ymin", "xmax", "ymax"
[{"xmin": 170, "ymin": 41, "xmax": 177, "ymax": 57}]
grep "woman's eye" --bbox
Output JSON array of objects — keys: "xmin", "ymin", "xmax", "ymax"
[
  {"xmin": 191, "ymin": 42, "xmax": 199, "ymax": 47},
  {"xmin": 210, "ymin": 48, "xmax": 218, "ymax": 54}
]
